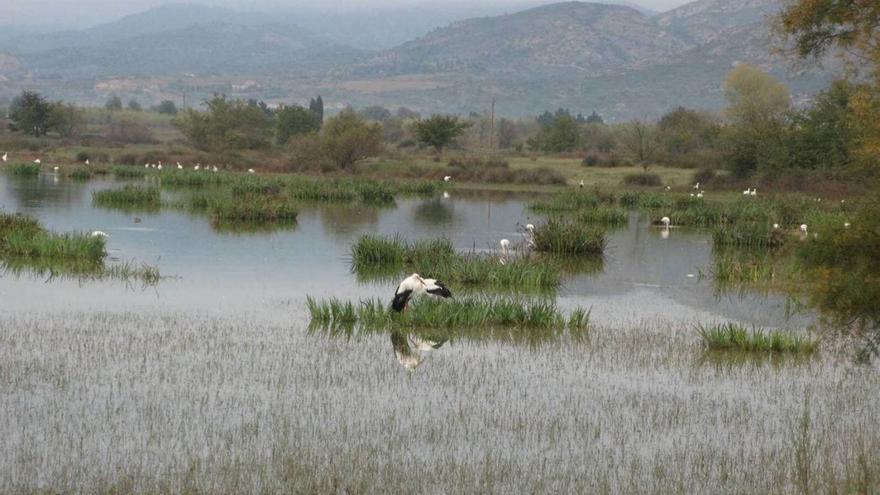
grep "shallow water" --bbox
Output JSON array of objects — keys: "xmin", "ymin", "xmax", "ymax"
[
  {"xmin": 0, "ymin": 174, "xmax": 810, "ymax": 328},
  {"xmin": 2, "ymin": 174, "xmax": 874, "ymax": 494}
]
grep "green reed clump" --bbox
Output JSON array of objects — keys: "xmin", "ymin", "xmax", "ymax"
[
  {"xmin": 710, "ymin": 253, "xmax": 778, "ymax": 285},
  {"xmin": 68, "ymin": 168, "xmax": 92, "ymax": 180},
  {"xmin": 530, "ymin": 190, "xmax": 601, "ymax": 212},
  {"xmin": 650, "ymin": 206, "xmax": 723, "ymax": 227},
  {"xmin": 712, "ymin": 223, "xmax": 787, "ymax": 248},
  {"xmin": 0, "ymin": 211, "xmax": 105, "ymax": 262},
  {"xmin": 392, "ymin": 180, "xmax": 441, "ymax": 195},
  {"xmin": 159, "ymin": 170, "xmax": 227, "ymax": 187},
  {"xmin": 532, "ymin": 218, "xmax": 606, "ymax": 255},
  {"xmin": 5, "ymin": 163, "xmax": 41, "ymax": 176},
  {"xmin": 575, "ymin": 206, "xmax": 628, "ymax": 226},
  {"xmin": 210, "ymin": 196, "xmax": 298, "ymax": 222},
  {"xmin": 697, "ymin": 323, "xmax": 817, "ymax": 354},
  {"xmin": 308, "ymin": 296, "xmax": 572, "ymax": 330},
  {"xmin": 230, "ymin": 176, "xmax": 284, "ymax": 197},
  {"xmin": 111, "ymin": 165, "xmax": 147, "ymax": 178},
  {"xmin": 567, "ymin": 307, "xmax": 591, "ymax": 331},
  {"xmin": 354, "ymin": 181, "xmax": 396, "ymax": 206},
  {"xmin": 350, "ymin": 235, "xmax": 407, "ymax": 266},
  {"xmin": 93, "ymin": 185, "xmax": 161, "ymax": 210}
]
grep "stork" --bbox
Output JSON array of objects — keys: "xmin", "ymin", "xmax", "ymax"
[{"xmin": 391, "ymin": 273, "xmax": 452, "ymax": 312}]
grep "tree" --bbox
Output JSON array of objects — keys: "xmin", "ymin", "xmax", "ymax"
[
  {"xmin": 722, "ymin": 65, "xmax": 792, "ymax": 177},
  {"xmin": 657, "ymin": 107, "xmax": 719, "ymax": 154},
  {"xmin": 320, "ymin": 109, "xmax": 383, "ymax": 168},
  {"xmin": 396, "ymin": 107, "xmax": 420, "ymax": 119},
  {"xmin": 105, "ymin": 95, "xmax": 123, "ymax": 111},
  {"xmin": 156, "ymin": 100, "xmax": 178, "ymax": 115},
  {"xmin": 360, "ymin": 106, "xmax": 392, "ymax": 122},
  {"xmin": 8, "ymin": 91, "xmax": 51, "ymax": 136},
  {"xmin": 47, "ymin": 102, "xmax": 84, "ymax": 138},
  {"xmin": 412, "ymin": 115, "xmax": 470, "ymax": 152},
  {"xmin": 275, "ymin": 105, "xmax": 320, "ymax": 145},
  {"xmin": 173, "ymin": 95, "xmax": 273, "ymax": 150},
  {"xmin": 127, "ymin": 100, "xmax": 142, "ymax": 111},
  {"xmin": 786, "ymin": 80, "xmax": 857, "ymax": 170},
  {"xmin": 586, "ymin": 111, "xmax": 604, "ymax": 124},
  {"xmin": 529, "ymin": 114, "xmax": 580, "ymax": 152},
  {"xmin": 309, "ymin": 96, "xmax": 324, "ymax": 124},
  {"xmin": 619, "ymin": 119, "xmax": 659, "ymax": 170}
]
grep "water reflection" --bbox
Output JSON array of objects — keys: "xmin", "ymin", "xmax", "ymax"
[{"xmin": 391, "ymin": 331, "xmax": 446, "ymax": 370}]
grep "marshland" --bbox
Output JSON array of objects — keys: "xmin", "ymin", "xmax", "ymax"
[{"xmin": 2, "ymin": 0, "xmax": 880, "ymax": 488}]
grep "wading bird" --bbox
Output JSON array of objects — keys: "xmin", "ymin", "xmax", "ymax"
[
  {"xmin": 177, "ymin": 162, "xmax": 183, "ymax": 169},
  {"xmin": 391, "ymin": 273, "xmax": 452, "ymax": 312},
  {"xmin": 34, "ymin": 159, "xmax": 41, "ymax": 164},
  {"xmin": 579, "ymin": 180, "xmax": 585, "ymax": 188},
  {"xmin": 444, "ymin": 175, "xmax": 452, "ymax": 182},
  {"xmin": 157, "ymin": 164, "xmax": 162, "ymax": 170},
  {"xmin": 53, "ymin": 166, "xmax": 59, "ymax": 172},
  {"xmin": 194, "ymin": 164, "xmax": 200, "ymax": 170},
  {"xmin": 800, "ymin": 224, "xmax": 808, "ymax": 233},
  {"xmin": 145, "ymin": 163, "xmax": 149, "ymax": 168},
  {"xmin": 499, "ymin": 238, "xmax": 511, "ymax": 263},
  {"xmin": 693, "ymin": 182, "xmax": 700, "ymax": 190},
  {"xmin": 248, "ymin": 168, "xmax": 255, "ymax": 174},
  {"xmin": 1, "ymin": 152, "xmax": 7, "ymax": 162},
  {"xmin": 212, "ymin": 165, "xmax": 218, "ymax": 172},
  {"xmin": 84, "ymin": 159, "xmax": 89, "ymax": 165},
  {"xmin": 750, "ymin": 188, "xmax": 757, "ymax": 196},
  {"xmin": 743, "ymin": 188, "xmax": 751, "ymax": 195},
  {"xmin": 696, "ymin": 191, "xmax": 704, "ymax": 198},
  {"xmin": 844, "ymin": 222, "xmax": 851, "ymax": 228},
  {"xmin": 773, "ymin": 223, "xmax": 779, "ymax": 229},
  {"xmin": 90, "ymin": 231, "xmax": 109, "ymax": 238}
]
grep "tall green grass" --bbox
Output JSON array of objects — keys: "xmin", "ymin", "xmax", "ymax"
[
  {"xmin": 575, "ymin": 206, "xmax": 628, "ymax": 226},
  {"xmin": 532, "ymin": 219, "xmax": 606, "ymax": 255},
  {"xmin": 712, "ymin": 223, "xmax": 787, "ymax": 248},
  {"xmin": 210, "ymin": 196, "xmax": 299, "ymax": 222},
  {"xmin": 4, "ymin": 163, "xmax": 41, "ymax": 176},
  {"xmin": 307, "ymin": 296, "xmax": 589, "ymax": 332},
  {"xmin": 111, "ymin": 165, "xmax": 147, "ymax": 178},
  {"xmin": 0, "ymin": 211, "xmax": 105, "ymax": 262},
  {"xmin": 697, "ymin": 323, "xmax": 817, "ymax": 354},
  {"xmin": 530, "ymin": 190, "xmax": 602, "ymax": 212},
  {"xmin": 93, "ymin": 185, "xmax": 161, "ymax": 210}
]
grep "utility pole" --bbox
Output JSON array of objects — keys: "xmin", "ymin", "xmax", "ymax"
[
  {"xmin": 182, "ymin": 90, "xmax": 187, "ymax": 110},
  {"xmin": 489, "ymin": 97, "xmax": 496, "ymax": 151}
]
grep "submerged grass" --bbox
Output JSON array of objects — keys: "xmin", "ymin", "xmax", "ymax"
[
  {"xmin": 93, "ymin": 185, "xmax": 161, "ymax": 210},
  {"xmin": 697, "ymin": 323, "xmax": 817, "ymax": 354}
]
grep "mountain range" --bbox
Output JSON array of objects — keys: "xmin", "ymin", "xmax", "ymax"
[{"xmin": 0, "ymin": 0, "xmax": 835, "ymax": 119}]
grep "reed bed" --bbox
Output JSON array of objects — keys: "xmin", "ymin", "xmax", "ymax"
[
  {"xmin": 530, "ymin": 190, "xmax": 602, "ymax": 212},
  {"xmin": 93, "ymin": 185, "xmax": 161, "ymax": 210},
  {"xmin": 0, "ymin": 212, "xmax": 105, "ymax": 261},
  {"xmin": 209, "ymin": 196, "xmax": 299, "ymax": 222},
  {"xmin": 110, "ymin": 165, "xmax": 147, "ymax": 178},
  {"xmin": 4, "ymin": 163, "xmax": 41, "ymax": 176},
  {"xmin": 697, "ymin": 323, "xmax": 817, "ymax": 354},
  {"xmin": 350, "ymin": 235, "xmax": 560, "ymax": 291},
  {"xmin": 307, "ymin": 296, "xmax": 587, "ymax": 332},
  {"xmin": 532, "ymin": 218, "xmax": 606, "ymax": 255},
  {"xmin": 574, "ymin": 206, "xmax": 628, "ymax": 226},
  {"xmin": 712, "ymin": 223, "xmax": 787, "ymax": 248},
  {"xmin": 68, "ymin": 168, "xmax": 92, "ymax": 180}
]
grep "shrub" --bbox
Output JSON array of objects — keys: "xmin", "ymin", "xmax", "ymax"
[
  {"xmin": 532, "ymin": 218, "xmax": 606, "ymax": 255},
  {"xmin": 622, "ymin": 172, "xmax": 662, "ymax": 187}
]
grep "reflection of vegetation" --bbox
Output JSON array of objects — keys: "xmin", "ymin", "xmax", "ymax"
[
  {"xmin": 350, "ymin": 235, "xmax": 560, "ymax": 291},
  {"xmin": 413, "ymin": 199, "xmax": 455, "ymax": 226},
  {"xmin": 697, "ymin": 323, "xmax": 817, "ymax": 354},
  {"xmin": 0, "ymin": 210, "xmax": 161, "ymax": 285},
  {"xmin": 307, "ymin": 296, "xmax": 590, "ymax": 339},
  {"xmin": 532, "ymin": 218, "xmax": 606, "ymax": 255},
  {"xmin": 93, "ymin": 185, "xmax": 161, "ymax": 212},
  {"xmin": 211, "ymin": 219, "xmax": 297, "ymax": 235},
  {"xmin": 111, "ymin": 165, "xmax": 147, "ymax": 178}
]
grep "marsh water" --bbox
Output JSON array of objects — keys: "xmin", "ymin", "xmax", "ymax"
[
  {"xmin": 2, "ymin": 174, "xmax": 877, "ymax": 494},
  {"xmin": 0, "ymin": 175, "xmax": 809, "ymax": 328}
]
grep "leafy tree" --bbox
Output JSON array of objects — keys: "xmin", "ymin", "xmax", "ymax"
[
  {"xmin": 127, "ymin": 100, "xmax": 142, "ymax": 111},
  {"xmin": 8, "ymin": 90, "xmax": 51, "ymax": 136},
  {"xmin": 657, "ymin": 107, "xmax": 719, "ymax": 154},
  {"xmin": 276, "ymin": 105, "xmax": 320, "ymax": 145},
  {"xmin": 173, "ymin": 95, "xmax": 273, "ymax": 150},
  {"xmin": 319, "ymin": 109, "xmax": 383, "ymax": 168},
  {"xmin": 786, "ymin": 80, "xmax": 856, "ymax": 170},
  {"xmin": 105, "ymin": 95, "xmax": 123, "ymax": 111},
  {"xmin": 396, "ymin": 107, "xmax": 420, "ymax": 119},
  {"xmin": 309, "ymin": 96, "xmax": 324, "ymax": 124},
  {"xmin": 412, "ymin": 114, "xmax": 470, "ymax": 152},
  {"xmin": 537, "ymin": 108, "xmax": 572, "ymax": 128},
  {"xmin": 47, "ymin": 102, "xmax": 84, "ymax": 138},
  {"xmin": 586, "ymin": 111, "xmax": 604, "ymax": 124},
  {"xmin": 360, "ymin": 105, "xmax": 392, "ymax": 122},
  {"xmin": 619, "ymin": 119, "xmax": 659, "ymax": 170},
  {"xmin": 722, "ymin": 65, "xmax": 792, "ymax": 177},
  {"xmin": 529, "ymin": 114, "xmax": 580, "ymax": 152},
  {"xmin": 156, "ymin": 100, "xmax": 178, "ymax": 115}
]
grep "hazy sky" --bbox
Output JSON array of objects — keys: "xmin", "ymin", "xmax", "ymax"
[{"xmin": 3, "ymin": 0, "xmax": 695, "ymax": 28}]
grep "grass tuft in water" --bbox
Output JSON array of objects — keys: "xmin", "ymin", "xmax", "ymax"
[
  {"xmin": 4, "ymin": 163, "xmax": 41, "ymax": 176},
  {"xmin": 697, "ymin": 323, "xmax": 817, "ymax": 354},
  {"xmin": 712, "ymin": 223, "xmax": 787, "ymax": 248},
  {"xmin": 93, "ymin": 185, "xmax": 161, "ymax": 210},
  {"xmin": 532, "ymin": 218, "xmax": 606, "ymax": 255},
  {"xmin": 111, "ymin": 165, "xmax": 147, "ymax": 178}
]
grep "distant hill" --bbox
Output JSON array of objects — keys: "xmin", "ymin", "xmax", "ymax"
[{"xmin": 0, "ymin": 0, "xmax": 835, "ymax": 118}]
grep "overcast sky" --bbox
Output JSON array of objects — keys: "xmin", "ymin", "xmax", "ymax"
[{"xmin": 3, "ymin": 0, "xmax": 695, "ymax": 28}]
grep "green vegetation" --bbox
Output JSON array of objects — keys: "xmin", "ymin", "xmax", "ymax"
[
  {"xmin": 68, "ymin": 168, "xmax": 92, "ymax": 181},
  {"xmin": 412, "ymin": 115, "xmax": 471, "ymax": 152},
  {"xmin": 712, "ymin": 223, "xmax": 787, "ymax": 248},
  {"xmin": 111, "ymin": 165, "xmax": 147, "ymax": 178},
  {"xmin": 350, "ymin": 235, "xmax": 560, "ymax": 291},
  {"xmin": 532, "ymin": 219, "xmax": 606, "ymax": 256},
  {"xmin": 209, "ymin": 196, "xmax": 298, "ymax": 222},
  {"xmin": 93, "ymin": 185, "xmax": 161, "ymax": 210},
  {"xmin": 307, "ymin": 296, "xmax": 588, "ymax": 331},
  {"xmin": 4, "ymin": 163, "xmax": 41, "ymax": 177},
  {"xmin": 697, "ymin": 323, "xmax": 817, "ymax": 354}
]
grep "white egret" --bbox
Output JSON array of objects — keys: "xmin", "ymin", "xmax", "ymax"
[
  {"xmin": 248, "ymin": 168, "xmax": 255, "ymax": 174},
  {"xmin": 157, "ymin": 164, "xmax": 162, "ymax": 170},
  {"xmin": 665, "ymin": 186, "xmax": 671, "ymax": 191},
  {"xmin": 391, "ymin": 273, "xmax": 452, "ymax": 312},
  {"xmin": 443, "ymin": 176, "xmax": 452, "ymax": 182},
  {"xmin": 660, "ymin": 216, "xmax": 671, "ymax": 227},
  {"xmin": 84, "ymin": 159, "xmax": 89, "ymax": 165},
  {"xmin": 34, "ymin": 159, "xmax": 41, "ymax": 164},
  {"xmin": 750, "ymin": 188, "xmax": 757, "ymax": 196},
  {"xmin": 90, "ymin": 231, "xmax": 109, "ymax": 238},
  {"xmin": 773, "ymin": 223, "xmax": 779, "ymax": 229},
  {"xmin": 526, "ymin": 223, "xmax": 535, "ymax": 233},
  {"xmin": 800, "ymin": 224, "xmax": 808, "ymax": 233},
  {"xmin": 442, "ymin": 191, "xmax": 450, "ymax": 199},
  {"xmin": 53, "ymin": 166, "xmax": 59, "ymax": 172},
  {"xmin": 743, "ymin": 188, "xmax": 750, "ymax": 195},
  {"xmin": 1, "ymin": 152, "xmax": 7, "ymax": 162},
  {"xmin": 844, "ymin": 222, "xmax": 851, "ymax": 228},
  {"xmin": 177, "ymin": 162, "xmax": 183, "ymax": 169},
  {"xmin": 693, "ymin": 182, "xmax": 700, "ymax": 190},
  {"xmin": 696, "ymin": 191, "xmax": 704, "ymax": 198},
  {"xmin": 579, "ymin": 180, "xmax": 585, "ymax": 188},
  {"xmin": 194, "ymin": 164, "xmax": 200, "ymax": 171},
  {"xmin": 212, "ymin": 165, "xmax": 218, "ymax": 172},
  {"xmin": 144, "ymin": 163, "xmax": 149, "ymax": 168}
]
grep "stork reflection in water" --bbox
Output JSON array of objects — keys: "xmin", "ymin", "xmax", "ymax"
[{"xmin": 391, "ymin": 331, "xmax": 447, "ymax": 370}]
